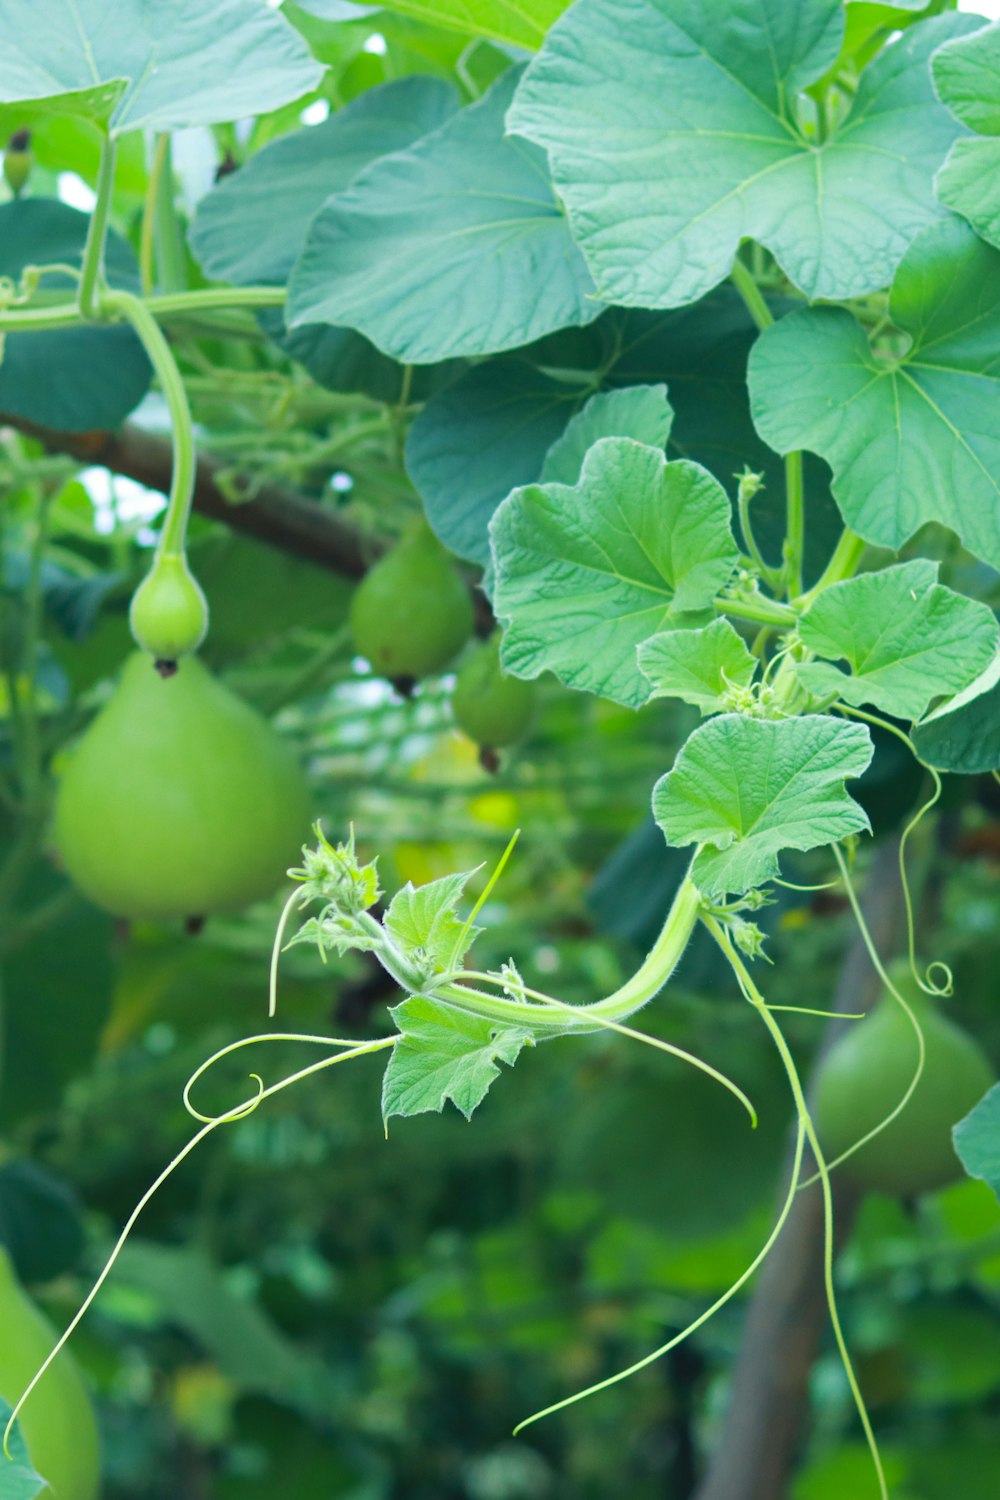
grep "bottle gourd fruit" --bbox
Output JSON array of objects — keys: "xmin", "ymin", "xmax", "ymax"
[
  {"xmin": 54, "ymin": 653, "xmax": 310, "ymax": 921},
  {"xmin": 350, "ymin": 519, "xmax": 473, "ymax": 688},
  {"xmin": 452, "ymin": 634, "xmax": 536, "ymax": 753},
  {"xmin": 814, "ymin": 962, "xmax": 993, "ymax": 1196},
  {"xmin": 0, "ymin": 1246, "xmax": 100, "ymax": 1500}
]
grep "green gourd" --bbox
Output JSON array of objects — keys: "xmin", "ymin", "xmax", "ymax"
[
  {"xmin": 814, "ymin": 962, "xmax": 994, "ymax": 1196},
  {"xmin": 128, "ymin": 554, "xmax": 209, "ymax": 667},
  {"xmin": 452, "ymin": 635, "xmax": 536, "ymax": 750},
  {"xmin": 0, "ymin": 1246, "xmax": 100, "ymax": 1500},
  {"xmin": 55, "ymin": 652, "xmax": 310, "ymax": 920},
  {"xmin": 350, "ymin": 520, "xmax": 473, "ymax": 684}
]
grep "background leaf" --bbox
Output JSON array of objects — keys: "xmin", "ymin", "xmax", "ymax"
[
  {"xmin": 0, "ymin": 200, "xmax": 150, "ymax": 430},
  {"xmin": 934, "ymin": 21, "xmax": 1000, "ymax": 249},
  {"xmin": 288, "ymin": 68, "xmax": 600, "ymax": 363},
  {"xmin": 749, "ymin": 216, "xmax": 1000, "ymax": 569},
  {"xmin": 0, "ymin": 1402, "xmax": 44, "ymax": 1500},
  {"xmin": 539, "ymin": 384, "xmax": 673, "ymax": 485},
  {"xmin": 653, "ymin": 715, "xmax": 874, "ymax": 896},
  {"xmin": 954, "ymin": 1084, "xmax": 1000, "ymax": 1204}
]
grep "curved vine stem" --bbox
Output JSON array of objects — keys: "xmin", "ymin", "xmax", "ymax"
[{"xmin": 101, "ymin": 289, "xmax": 195, "ymax": 559}]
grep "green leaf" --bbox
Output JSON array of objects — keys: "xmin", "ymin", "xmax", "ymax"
[
  {"xmin": 407, "ymin": 359, "xmax": 584, "ymax": 565},
  {"xmin": 0, "ymin": 1160, "xmax": 84, "ymax": 1284},
  {"xmin": 0, "ymin": 1403, "xmax": 44, "ymax": 1500},
  {"xmin": 383, "ymin": 870, "xmax": 480, "ymax": 975},
  {"xmin": 748, "ymin": 215, "xmax": 1000, "ymax": 569},
  {"xmin": 638, "ymin": 618, "xmax": 756, "ymax": 715},
  {"xmin": 0, "ymin": 200, "xmax": 150, "ymax": 431},
  {"xmin": 934, "ymin": 22, "xmax": 1000, "ymax": 249},
  {"xmin": 954, "ymin": 1083, "xmax": 1000, "ymax": 1202},
  {"xmin": 0, "ymin": 0, "xmax": 322, "ymax": 135},
  {"xmin": 653, "ymin": 715, "xmax": 874, "ymax": 897},
  {"xmin": 191, "ymin": 76, "xmax": 459, "ymax": 286},
  {"xmin": 357, "ymin": 0, "xmax": 568, "ymax": 49},
  {"xmin": 507, "ymin": 2, "xmax": 977, "ymax": 308},
  {"xmin": 287, "ymin": 68, "xmax": 600, "ymax": 363},
  {"xmin": 382, "ymin": 995, "xmax": 531, "ymax": 1122},
  {"xmin": 797, "ymin": 561, "xmax": 1000, "ymax": 720},
  {"xmin": 912, "ymin": 651, "xmax": 1000, "ymax": 775},
  {"xmin": 490, "ymin": 438, "xmax": 739, "ymax": 706},
  {"xmin": 539, "ymin": 384, "xmax": 673, "ymax": 486}
]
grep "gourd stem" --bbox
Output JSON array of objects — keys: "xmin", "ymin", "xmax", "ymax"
[
  {"xmin": 431, "ymin": 873, "xmax": 702, "ymax": 1033},
  {"xmin": 796, "ymin": 528, "xmax": 865, "ymax": 608},
  {"xmin": 102, "ymin": 290, "xmax": 195, "ymax": 560},
  {"xmin": 78, "ymin": 136, "xmax": 117, "ymax": 321}
]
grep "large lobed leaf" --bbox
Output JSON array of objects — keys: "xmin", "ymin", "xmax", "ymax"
[
  {"xmin": 912, "ymin": 652, "xmax": 1000, "ymax": 775},
  {"xmin": 797, "ymin": 560, "xmax": 1000, "ymax": 720},
  {"xmin": 0, "ymin": 0, "xmax": 321, "ymax": 135},
  {"xmin": 749, "ymin": 216, "xmax": 1000, "ymax": 569},
  {"xmin": 490, "ymin": 437, "xmax": 739, "ymax": 706},
  {"xmin": 507, "ymin": 0, "xmax": 978, "ymax": 309},
  {"xmin": 639, "ymin": 618, "xmax": 757, "ymax": 716},
  {"xmin": 653, "ymin": 715, "xmax": 874, "ymax": 897},
  {"xmin": 954, "ymin": 1083, "xmax": 1000, "ymax": 1204},
  {"xmin": 287, "ymin": 67, "xmax": 600, "ymax": 363}
]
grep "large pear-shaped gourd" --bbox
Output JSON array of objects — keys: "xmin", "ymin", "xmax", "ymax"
[
  {"xmin": 814, "ymin": 962, "xmax": 994, "ymax": 1196},
  {"xmin": 0, "ymin": 1246, "xmax": 100, "ymax": 1500},
  {"xmin": 55, "ymin": 653, "xmax": 310, "ymax": 920},
  {"xmin": 351, "ymin": 519, "xmax": 473, "ymax": 681}
]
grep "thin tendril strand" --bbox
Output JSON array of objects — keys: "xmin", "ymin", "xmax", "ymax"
[
  {"xmin": 771, "ymin": 875, "xmax": 842, "ymax": 893},
  {"xmin": 796, "ymin": 846, "xmax": 927, "ymax": 1191},
  {"xmin": 268, "ymin": 886, "xmax": 307, "ymax": 1018},
  {"xmin": 705, "ymin": 916, "xmax": 888, "ymax": 1500},
  {"xmin": 450, "ymin": 970, "xmax": 757, "ymax": 1126},
  {"xmin": 766, "ymin": 1005, "xmax": 865, "ymax": 1019},
  {"xmin": 836, "ymin": 703, "xmax": 951, "ymax": 997},
  {"xmin": 2, "ymin": 1035, "xmax": 395, "ymax": 1461},
  {"xmin": 513, "ymin": 1120, "xmax": 806, "ymax": 1435},
  {"xmin": 183, "ymin": 1031, "xmax": 385, "ymax": 1123},
  {"xmin": 447, "ymin": 827, "xmax": 519, "ymax": 972}
]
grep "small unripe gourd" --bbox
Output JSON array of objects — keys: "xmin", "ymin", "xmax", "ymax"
[
  {"xmin": 3, "ymin": 130, "xmax": 32, "ymax": 196},
  {"xmin": 128, "ymin": 553, "xmax": 209, "ymax": 669},
  {"xmin": 452, "ymin": 635, "xmax": 536, "ymax": 751},
  {"xmin": 350, "ymin": 519, "xmax": 473, "ymax": 684},
  {"xmin": 55, "ymin": 652, "xmax": 310, "ymax": 920},
  {"xmin": 0, "ymin": 1247, "xmax": 100, "ymax": 1500},
  {"xmin": 814, "ymin": 962, "xmax": 994, "ymax": 1196}
]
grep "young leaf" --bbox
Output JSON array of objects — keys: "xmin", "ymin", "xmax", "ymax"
[
  {"xmin": 324, "ymin": 0, "xmax": 569, "ymax": 50},
  {"xmin": 652, "ymin": 715, "xmax": 874, "ymax": 897},
  {"xmin": 0, "ymin": 0, "xmax": 321, "ymax": 135},
  {"xmin": 638, "ymin": 618, "xmax": 757, "ymax": 715},
  {"xmin": 491, "ymin": 437, "xmax": 739, "ymax": 706},
  {"xmin": 0, "ymin": 1403, "xmax": 44, "ymax": 1500},
  {"xmin": 507, "ymin": 2, "xmax": 978, "ymax": 309},
  {"xmin": 934, "ymin": 22, "xmax": 1000, "ymax": 250},
  {"xmin": 191, "ymin": 77, "xmax": 460, "ymax": 287},
  {"xmin": 797, "ymin": 561, "xmax": 1000, "ymax": 720},
  {"xmin": 539, "ymin": 384, "xmax": 673, "ymax": 485},
  {"xmin": 954, "ymin": 1083, "xmax": 1000, "ymax": 1204},
  {"xmin": 287, "ymin": 69, "xmax": 600, "ymax": 364},
  {"xmin": 384, "ymin": 871, "xmax": 481, "ymax": 976},
  {"xmin": 749, "ymin": 216, "xmax": 1000, "ymax": 569},
  {"xmin": 912, "ymin": 652, "xmax": 1000, "ymax": 775},
  {"xmin": 382, "ymin": 996, "xmax": 532, "ymax": 1123}
]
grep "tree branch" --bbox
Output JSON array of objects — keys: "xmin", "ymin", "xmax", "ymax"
[
  {"xmin": 1, "ymin": 413, "xmax": 374, "ymax": 576},
  {"xmin": 693, "ymin": 838, "xmax": 905, "ymax": 1500},
  {"xmin": 2, "ymin": 413, "xmax": 495, "ymax": 634}
]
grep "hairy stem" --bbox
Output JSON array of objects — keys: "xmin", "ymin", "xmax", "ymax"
[{"xmin": 77, "ymin": 136, "xmax": 117, "ymax": 321}]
